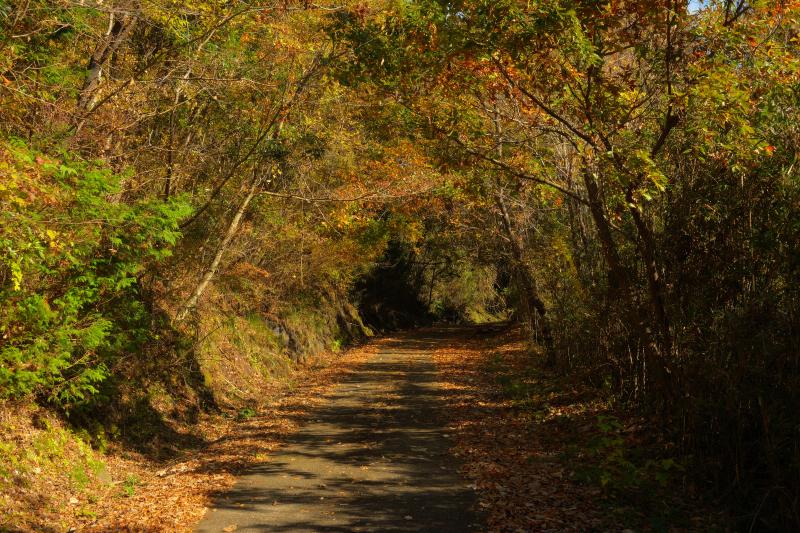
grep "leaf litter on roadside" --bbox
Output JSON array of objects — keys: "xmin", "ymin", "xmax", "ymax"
[
  {"xmin": 431, "ymin": 326, "xmax": 725, "ymax": 532},
  {"xmin": 71, "ymin": 342, "xmax": 379, "ymax": 532}
]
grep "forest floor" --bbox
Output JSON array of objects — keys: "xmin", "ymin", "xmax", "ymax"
[
  {"xmin": 430, "ymin": 326, "xmax": 726, "ymax": 532},
  {"xmin": 2, "ymin": 325, "xmax": 725, "ymax": 532}
]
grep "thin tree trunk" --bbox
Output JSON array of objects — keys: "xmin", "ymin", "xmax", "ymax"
[
  {"xmin": 164, "ymin": 69, "xmax": 194, "ymax": 201},
  {"xmin": 580, "ymin": 166, "xmax": 671, "ymax": 398},
  {"xmin": 77, "ymin": 11, "xmax": 137, "ymax": 113},
  {"xmin": 175, "ymin": 175, "xmax": 261, "ymax": 322},
  {"xmin": 581, "ymin": 165, "xmax": 672, "ymax": 401},
  {"xmin": 626, "ymin": 185, "xmax": 672, "ymax": 357},
  {"xmin": 565, "ymin": 172, "xmax": 590, "ymax": 284},
  {"xmin": 495, "ymin": 192, "xmax": 554, "ymax": 358},
  {"xmin": 581, "ymin": 167, "xmax": 628, "ymax": 295},
  {"xmin": 488, "ymin": 105, "xmax": 553, "ymax": 358}
]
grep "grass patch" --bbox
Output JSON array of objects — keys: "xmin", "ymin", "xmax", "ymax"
[
  {"xmin": 121, "ymin": 474, "xmax": 140, "ymax": 498},
  {"xmin": 236, "ymin": 406, "xmax": 257, "ymax": 421}
]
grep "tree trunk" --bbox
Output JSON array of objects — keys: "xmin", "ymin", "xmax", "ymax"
[
  {"xmin": 495, "ymin": 192, "xmax": 554, "ymax": 359},
  {"xmin": 581, "ymin": 167, "xmax": 673, "ymax": 400},
  {"xmin": 581, "ymin": 167, "xmax": 628, "ymax": 295},
  {"xmin": 175, "ymin": 175, "xmax": 261, "ymax": 322},
  {"xmin": 77, "ymin": 11, "xmax": 137, "ymax": 113},
  {"xmin": 625, "ymin": 186, "xmax": 672, "ymax": 356}
]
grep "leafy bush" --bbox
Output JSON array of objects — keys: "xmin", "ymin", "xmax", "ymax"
[{"xmin": 0, "ymin": 140, "xmax": 191, "ymax": 406}]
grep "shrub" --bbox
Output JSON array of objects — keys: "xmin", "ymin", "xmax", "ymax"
[{"xmin": 0, "ymin": 140, "xmax": 191, "ymax": 406}]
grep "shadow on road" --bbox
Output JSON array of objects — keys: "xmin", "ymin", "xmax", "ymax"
[{"xmin": 196, "ymin": 327, "xmax": 486, "ymax": 532}]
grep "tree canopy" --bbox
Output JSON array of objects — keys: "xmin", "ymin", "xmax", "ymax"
[{"xmin": 1, "ymin": 0, "xmax": 799, "ymax": 529}]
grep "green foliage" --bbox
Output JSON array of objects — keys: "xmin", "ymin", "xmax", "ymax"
[
  {"xmin": 121, "ymin": 474, "xmax": 139, "ymax": 498},
  {"xmin": 69, "ymin": 464, "xmax": 90, "ymax": 491},
  {"xmin": 74, "ymin": 421, "xmax": 115, "ymax": 453},
  {"xmin": 581, "ymin": 416, "xmax": 637, "ymax": 490},
  {"xmin": 428, "ymin": 263, "xmax": 505, "ymax": 323},
  {"xmin": 236, "ymin": 407, "xmax": 257, "ymax": 421},
  {"xmin": 566, "ymin": 420, "xmax": 690, "ymax": 531},
  {"xmin": 575, "ymin": 416, "xmax": 684, "ymax": 494},
  {"xmin": 0, "ymin": 141, "xmax": 190, "ymax": 406}
]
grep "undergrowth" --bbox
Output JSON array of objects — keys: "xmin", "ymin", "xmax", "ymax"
[
  {"xmin": 485, "ymin": 351, "xmax": 724, "ymax": 531},
  {"xmin": 0, "ymin": 404, "xmax": 117, "ymax": 531}
]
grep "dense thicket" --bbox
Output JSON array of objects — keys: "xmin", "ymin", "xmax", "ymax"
[
  {"xmin": 2, "ymin": 0, "xmax": 799, "ymax": 529},
  {"xmin": 1, "ymin": 1, "xmax": 438, "ymax": 406},
  {"xmin": 330, "ymin": 1, "xmax": 800, "ymax": 528}
]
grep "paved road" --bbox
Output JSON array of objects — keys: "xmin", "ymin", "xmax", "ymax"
[{"xmin": 196, "ymin": 330, "xmax": 479, "ymax": 532}]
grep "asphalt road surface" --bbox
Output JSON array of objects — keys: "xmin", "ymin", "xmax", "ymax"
[{"xmin": 196, "ymin": 330, "xmax": 480, "ymax": 532}]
